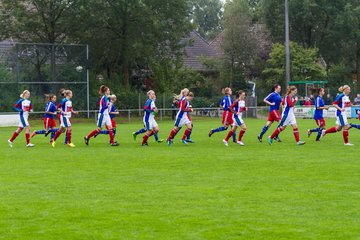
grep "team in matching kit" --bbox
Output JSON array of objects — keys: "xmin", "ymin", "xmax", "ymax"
[{"xmin": 6, "ymin": 84, "xmax": 359, "ymax": 148}]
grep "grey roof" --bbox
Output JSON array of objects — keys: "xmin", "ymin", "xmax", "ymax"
[{"xmin": 182, "ymin": 31, "xmax": 218, "ymax": 72}]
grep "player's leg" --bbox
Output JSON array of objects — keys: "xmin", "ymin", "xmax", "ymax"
[{"xmin": 237, "ymin": 123, "xmax": 247, "ymax": 145}]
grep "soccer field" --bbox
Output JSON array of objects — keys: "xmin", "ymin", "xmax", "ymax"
[{"xmin": 0, "ymin": 118, "xmax": 359, "ymax": 239}]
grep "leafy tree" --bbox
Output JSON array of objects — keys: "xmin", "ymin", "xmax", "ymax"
[
  {"xmin": 221, "ymin": 0, "xmax": 256, "ymax": 89},
  {"xmin": 189, "ymin": 0, "xmax": 223, "ymax": 40},
  {"xmin": 262, "ymin": 42, "xmax": 326, "ymax": 87}
]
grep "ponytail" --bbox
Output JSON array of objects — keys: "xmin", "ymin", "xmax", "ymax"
[
  {"xmin": 20, "ymin": 90, "xmax": 30, "ymax": 98},
  {"xmin": 222, "ymin": 87, "xmax": 231, "ymax": 95},
  {"xmin": 45, "ymin": 93, "xmax": 56, "ymax": 102},
  {"xmin": 59, "ymin": 88, "xmax": 66, "ymax": 97},
  {"xmin": 272, "ymin": 84, "xmax": 281, "ymax": 92},
  {"xmin": 338, "ymin": 85, "xmax": 350, "ymax": 93},
  {"xmin": 173, "ymin": 88, "xmax": 189, "ymax": 100},
  {"xmin": 286, "ymin": 86, "xmax": 297, "ymax": 95},
  {"xmin": 99, "ymin": 85, "xmax": 109, "ymax": 95}
]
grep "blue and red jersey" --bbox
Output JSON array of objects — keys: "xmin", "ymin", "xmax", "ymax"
[
  {"xmin": 333, "ymin": 94, "xmax": 351, "ymax": 116},
  {"xmin": 99, "ymin": 95, "xmax": 109, "ymax": 114},
  {"xmin": 264, "ymin": 92, "xmax": 282, "ymax": 112},
  {"xmin": 176, "ymin": 97, "xmax": 191, "ymax": 119},
  {"xmin": 13, "ymin": 98, "xmax": 32, "ymax": 118},
  {"xmin": 144, "ymin": 98, "xmax": 156, "ymax": 122},
  {"xmin": 109, "ymin": 104, "xmax": 116, "ymax": 119},
  {"xmin": 283, "ymin": 95, "xmax": 297, "ymax": 115},
  {"xmin": 44, "ymin": 101, "xmax": 57, "ymax": 119},
  {"xmin": 221, "ymin": 96, "xmax": 233, "ymax": 111},
  {"xmin": 314, "ymin": 96, "xmax": 325, "ymax": 120}
]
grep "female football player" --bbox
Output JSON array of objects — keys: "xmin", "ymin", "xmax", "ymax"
[
  {"xmin": 8, "ymin": 90, "xmax": 35, "ymax": 148},
  {"xmin": 268, "ymin": 86, "xmax": 305, "ymax": 145}
]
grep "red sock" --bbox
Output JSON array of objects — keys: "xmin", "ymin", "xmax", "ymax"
[
  {"xmin": 109, "ymin": 129, "xmax": 114, "ymax": 144},
  {"xmin": 142, "ymin": 132, "xmax": 154, "ymax": 145},
  {"xmin": 293, "ymin": 128, "xmax": 300, "ymax": 142},
  {"xmin": 225, "ymin": 130, "xmax": 234, "ymax": 141},
  {"xmin": 87, "ymin": 129, "xmax": 100, "ymax": 139},
  {"xmin": 325, "ymin": 127, "xmax": 338, "ymax": 134},
  {"xmin": 168, "ymin": 129, "xmax": 177, "ymax": 140},
  {"xmin": 238, "ymin": 129, "xmax": 246, "ymax": 141},
  {"xmin": 53, "ymin": 130, "xmax": 62, "ymax": 141},
  {"xmin": 25, "ymin": 133, "xmax": 30, "ymax": 144},
  {"xmin": 67, "ymin": 131, "xmax": 72, "ymax": 144},
  {"xmin": 10, "ymin": 131, "xmax": 19, "ymax": 142},
  {"xmin": 343, "ymin": 130, "xmax": 349, "ymax": 144},
  {"xmin": 270, "ymin": 128, "xmax": 282, "ymax": 139},
  {"xmin": 182, "ymin": 129, "xmax": 191, "ymax": 140}
]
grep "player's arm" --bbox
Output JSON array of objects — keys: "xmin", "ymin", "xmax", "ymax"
[
  {"xmin": 229, "ymin": 100, "xmax": 238, "ymax": 114},
  {"xmin": 264, "ymin": 94, "xmax": 275, "ymax": 106},
  {"xmin": 333, "ymin": 96, "xmax": 344, "ymax": 111}
]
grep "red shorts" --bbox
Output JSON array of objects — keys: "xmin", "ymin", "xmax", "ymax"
[
  {"xmin": 111, "ymin": 118, "xmax": 116, "ymax": 128},
  {"xmin": 268, "ymin": 110, "xmax": 281, "ymax": 122},
  {"xmin": 315, "ymin": 118, "xmax": 326, "ymax": 128},
  {"xmin": 44, "ymin": 117, "xmax": 57, "ymax": 129},
  {"xmin": 222, "ymin": 110, "xmax": 233, "ymax": 125}
]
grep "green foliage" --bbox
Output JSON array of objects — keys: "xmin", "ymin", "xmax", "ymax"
[
  {"xmin": 189, "ymin": 0, "xmax": 224, "ymax": 40},
  {"xmin": 262, "ymin": 42, "xmax": 326, "ymax": 87}
]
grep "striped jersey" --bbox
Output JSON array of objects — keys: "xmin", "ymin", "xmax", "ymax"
[
  {"xmin": 44, "ymin": 101, "xmax": 57, "ymax": 119},
  {"xmin": 333, "ymin": 94, "xmax": 351, "ymax": 116},
  {"xmin": 221, "ymin": 96, "xmax": 233, "ymax": 111},
  {"xmin": 283, "ymin": 95, "xmax": 297, "ymax": 115},
  {"xmin": 13, "ymin": 99, "xmax": 32, "ymax": 118},
  {"xmin": 264, "ymin": 92, "xmax": 282, "ymax": 111},
  {"xmin": 144, "ymin": 98, "xmax": 156, "ymax": 122},
  {"xmin": 60, "ymin": 98, "xmax": 73, "ymax": 117},
  {"xmin": 230, "ymin": 99, "xmax": 246, "ymax": 118},
  {"xmin": 314, "ymin": 96, "xmax": 325, "ymax": 120},
  {"xmin": 99, "ymin": 95, "xmax": 110, "ymax": 115}
]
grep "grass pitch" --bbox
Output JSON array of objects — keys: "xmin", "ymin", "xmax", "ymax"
[{"xmin": 0, "ymin": 118, "xmax": 359, "ymax": 239}]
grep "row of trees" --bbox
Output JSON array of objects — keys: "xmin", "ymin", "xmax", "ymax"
[{"xmin": 0, "ymin": 0, "xmax": 359, "ymax": 99}]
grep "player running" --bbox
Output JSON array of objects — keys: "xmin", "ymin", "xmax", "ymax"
[
  {"xmin": 8, "ymin": 90, "xmax": 35, "ymax": 148},
  {"xmin": 307, "ymin": 88, "xmax": 329, "ymax": 141},
  {"xmin": 51, "ymin": 90, "xmax": 78, "ymax": 147},
  {"xmin": 321, "ymin": 85, "xmax": 354, "ymax": 146},
  {"xmin": 84, "ymin": 85, "xmax": 119, "ymax": 146},
  {"xmin": 31, "ymin": 94, "xmax": 58, "ymax": 142},
  {"xmin": 141, "ymin": 90, "xmax": 161, "ymax": 146},
  {"xmin": 94, "ymin": 94, "xmax": 119, "ymax": 140},
  {"xmin": 208, "ymin": 87, "xmax": 236, "ymax": 143},
  {"xmin": 268, "ymin": 86, "xmax": 305, "ymax": 146},
  {"xmin": 223, "ymin": 90, "xmax": 247, "ymax": 146},
  {"xmin": 166, "ymin": 89, "xmax": 194, "ymax": 146},
  {"xmin": 257, "ymin": 84, "xmax": 282, "ymax": 142}
]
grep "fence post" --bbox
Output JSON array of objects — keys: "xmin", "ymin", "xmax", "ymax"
[
  {"xmin": 128, "ymin": 110, "xmax": 131, "ymax": 122},
  {"xmin": 138, "ymin": 93, "xmax": 141, "ymax": 117}
]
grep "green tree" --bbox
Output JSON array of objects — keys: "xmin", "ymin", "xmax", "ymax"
[
  {"xmin": 222, "ymin": 0, "xmax": 256, "ymax": 89},
  {"xmin": 190, "ymin": 0, "xmax": 223, "ymax": 40},
  {"xmin": 262, "ymin": 42, "xmax": 326, "ymax": 87}
]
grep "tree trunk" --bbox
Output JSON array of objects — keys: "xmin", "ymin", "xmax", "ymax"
[{"xmin": 123, "ymin": 65, "xmax": 129, "ymax": 88}]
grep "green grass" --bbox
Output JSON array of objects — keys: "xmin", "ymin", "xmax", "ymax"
[{"xmin": 0, "ymin": 118, "xmax": 360, "ymax": 239}]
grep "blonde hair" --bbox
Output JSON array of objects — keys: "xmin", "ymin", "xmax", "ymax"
[
  {"xmin": 338, "ymin": 85, "xmax": 350, "ymax": 92},
  {"xmin": 188, "ymin": 92, "xmax": 194, "ymax": 97},
  {"xmin": 147, "ymin": 90, "xmax": 155, "ymax": 96},
  {"xmin": 286, "ymin": 86, "xmax": 297, "ymax": 95},
  {"xmin": 20, "ymin": 90, "xmax": 30, "ymax": 98},
  {"xmin": 222, "ymin": 87, "xmax": 231, "ymax": 95},
  {"xmin": 64, "ymin": 90, "xmax": 72, "ymax": 96},
  {"xmin": 174, "ymin": 88, "xmax": 189, "ymax": 100},
  {"xmin": 59, "ymin": 88, "xmax": 66, "ymax": 97},
  {"xmin": 109, "ymin": 94, "xmax": 117, "ymax": 101}
]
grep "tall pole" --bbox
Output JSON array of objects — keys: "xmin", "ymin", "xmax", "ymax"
[
  {"xmin": 285, "ymin": 0, "xmax": 291, "ymax": 87},
  {"xmin": 86, "ymin": 45, "xmax": 90, "ymax": 119}
]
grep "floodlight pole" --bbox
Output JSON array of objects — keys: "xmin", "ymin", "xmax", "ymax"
[
  {"xmin": 86, "ymin": 45, "xmax": 90, "ymax": 119},
  {"xmin": 285, "ymin": 0, "xmax": 291, "ymax": 87}
]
